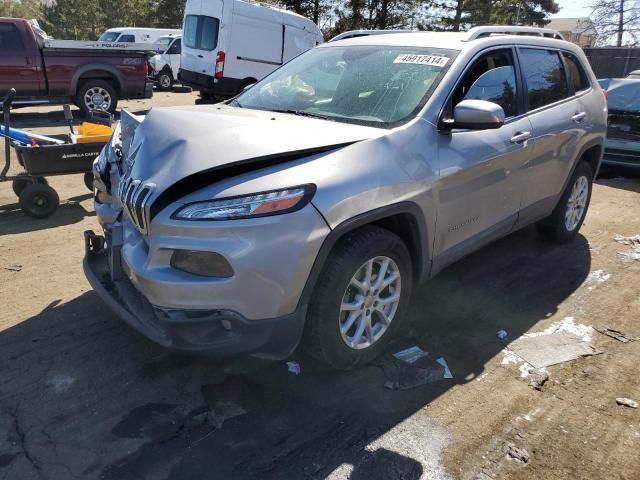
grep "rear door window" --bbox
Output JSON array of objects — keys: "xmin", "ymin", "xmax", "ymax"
[
  {"xmin": 184, "ymin": 15, "xmax": 219, "ymax": 51},
  {"xmin": 118, "ymin": 34, "xmax": 135, "ymax": 43},
  {"xmin": 562, "ymin": 52, "xmax": 590, "ymax": 94},
  {"xmin": 519, "ymin": 48, "xmax": 568, "ymax": 110},
  {"xmin": 0, "ymin": 23, "xmax": 24, "ymax": 51}
]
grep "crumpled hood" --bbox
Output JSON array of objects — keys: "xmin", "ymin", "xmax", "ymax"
[{"xmin": 125, "ymin": 104, "xmax": 384, "ymax": 193}]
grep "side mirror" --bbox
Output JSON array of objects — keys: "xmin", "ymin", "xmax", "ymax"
[{"xmin": 449, "ymin": 99, "xmax": 505, "ymax": 130}]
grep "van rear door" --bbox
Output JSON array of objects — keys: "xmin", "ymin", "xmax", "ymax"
[
  {"xmin": 282, "ymin": 25, "xmax": 317, "ymax": 62},
  {"xmin": 225, "ymin": 3, "xmax": 284, "ymax": 80},
  {"xmin": 182, "ymin": 0, "xmax": 223, "ymax": 77}
]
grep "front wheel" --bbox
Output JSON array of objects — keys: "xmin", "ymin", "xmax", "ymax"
[
  {"xmin": 537, "ymin": 161, "xmax": 593, "ymax": 242},
  {"xmin": 76, "ymin": 80, "xmax": 118, "ymax": 116},
  {"xmin": 304, "ymin": 226, "xmax": 413, "ymax": 370},
  {"xmin": 156, "ymin": 70, "xmax": 173, "ymax": 91}
]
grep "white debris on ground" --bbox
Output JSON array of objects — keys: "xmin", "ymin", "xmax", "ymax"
[
  {"xmin": 616, "ymin": 398, "xmax": 638, "ymax": 409},
  {"xmin": 500, "ymin": 317, "xmax": 595, "ymax": 377},
  {"xmin": 520, "ymin": 316, "xmax": 593, "ymax": 342},
  {"xmin": 585, "ymin": 269, "xmax": 611, "ymax": 289},
  {"xmin": 614, "ymin": 234, "xmax": 640, "ymax": 261},
  {"xmin": 393, "ymin": 345, "xmax": 429, "ymax": 364}
]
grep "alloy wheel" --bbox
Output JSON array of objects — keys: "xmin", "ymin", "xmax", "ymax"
[
  {"xmin": 565, "ymin": 175, "xmax": 589, "ymax": 231},
  {"xmin": 84, "ymin": 87, "xmax": 112, "ymax": 112},
  {"xmin": 338, "ymin": 256, "xmax": 402, "ymax": 350}
]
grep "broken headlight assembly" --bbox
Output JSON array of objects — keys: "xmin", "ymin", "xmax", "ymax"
[{"xmin": 171, "ymin": 185, "xmax": 315, "ymax": 221}]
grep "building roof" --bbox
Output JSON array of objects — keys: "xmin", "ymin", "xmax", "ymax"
[{"xmin": 546, "ymin": 17, "xmax": 594, "ymax": 33}]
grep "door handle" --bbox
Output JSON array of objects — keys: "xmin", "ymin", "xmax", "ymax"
[
  {"xmin": 571, "ymin": 112, "xmax": 587, "ymax": 122},
  {"xmin": 510, "ymin": 131, "xmax": 532, "ymax": 144},
  {"xmin": 197, "ymin": 54, "xmax": 204, "ymax": 58}
]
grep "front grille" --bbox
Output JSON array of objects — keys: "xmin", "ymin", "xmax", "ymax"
[{"xmin": 119, "ymin": 178, "xmax": 154, "ymax": 233}]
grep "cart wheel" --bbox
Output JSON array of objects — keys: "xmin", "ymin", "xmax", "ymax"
[
  {"xmin": 12, "ymin": 175, "xmax": 47, "ymax": 197},
  {"xmin": 84, "ymin": 172, "xmax": 94, "ymax": 191},
  {"xmin": 19, "ymin": 183, "xmax": 59, "ymax": 219},
  {"xmin": 12, "ymin": 177, "xmax": 30, "ymax": 197}
]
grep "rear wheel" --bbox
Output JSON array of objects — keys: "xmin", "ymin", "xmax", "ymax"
[
  {"xmin": 537, "ymin": 161, "xmax": 593, "ymax": 242},
  {"xmin": 76, "ymin": 80, "xmax": 118, "ymax": 116},
  {"xmin": 19, "ymin": 183, "xmax": 59, "ymax": 218},
  {"xmin": 12, "ymin": 175, "xmax": 46, "ymax": 197},
  {"xmin": 304, "ymin": 226, "xmax": 413, "ymax": 370}
]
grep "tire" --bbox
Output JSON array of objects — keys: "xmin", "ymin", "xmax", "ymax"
[
  {"xmin": 156, "ymin": 70, "xmax": 173, "ymax": 91},
  {"xmin": 76, "ymin": 80, "xmax": 118, "ymax": 116},
  {"xmin": 536, "ymin": 161, "xmax": 593, "ymax": 242},
  {"xmin": 19, "ymin": 183, "xmax": 59, "ymax": 219},
  {"xmin": 12, "ymin": 175, "xmax": 46, "ymax": 197},
  {"xmin": 84, "ymin": 172, "xmax": 94, "ymax": 191},
  {"xmin": 304, "ymin": 226, "xmax": 413, "ymax": 370}
]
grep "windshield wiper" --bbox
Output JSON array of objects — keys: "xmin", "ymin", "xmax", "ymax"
[{"xmin": 269, "ymin": 109, "xmax": 332, "ymax": 121}]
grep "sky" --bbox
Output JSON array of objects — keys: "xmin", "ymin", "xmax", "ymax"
[{"xmin": 551, "ymin": 1, "xmax": 593, "ymax": 19}]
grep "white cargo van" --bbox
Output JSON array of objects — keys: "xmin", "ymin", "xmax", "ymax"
[
  {"xmin": 98, "ymin": 27, "xmax": 181, "ymax": 44},
  {"xmin": 149, "ymin": 35, "xmax": 182, "ymax": 90},
  {"xmin": 179, "ymin": 0, "xmax": 323, "ymax": 100}
]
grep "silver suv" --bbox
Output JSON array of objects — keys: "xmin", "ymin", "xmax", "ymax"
[{"xmin": 85, "ymin": 26, "xmax": 607, "ymax": 369}]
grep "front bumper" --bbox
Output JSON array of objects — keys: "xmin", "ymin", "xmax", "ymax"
[{"xmin": 83, "ymin": 230, "xmax": 307, "ymax": 358}]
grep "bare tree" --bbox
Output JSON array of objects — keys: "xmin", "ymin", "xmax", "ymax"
[{"xmin": 591, "ymin": 0, "xmax": 640, "ymax": 46}]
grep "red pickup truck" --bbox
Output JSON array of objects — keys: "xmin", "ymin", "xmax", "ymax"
[{"xmin": 0, "ymin": 18, "xmax": 156, "ymax": 115}]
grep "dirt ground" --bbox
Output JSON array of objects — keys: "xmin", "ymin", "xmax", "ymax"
[{"xmin": 1, "ymin": 92, "xmax": 639, "ymax": 480}]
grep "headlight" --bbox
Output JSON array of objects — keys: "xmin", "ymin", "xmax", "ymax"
[{"xmin": 172, "ymin": 185, "xmax": 315, "ymax": 220}]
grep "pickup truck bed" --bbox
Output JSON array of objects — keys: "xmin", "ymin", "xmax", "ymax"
[{"xmin": 0, "ymin": 18, "xmax": 160, "ymax": 115}]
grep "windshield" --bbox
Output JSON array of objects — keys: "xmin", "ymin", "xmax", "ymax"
[
  {"xmin": 157, "ymin": 36, "xmax": 173, "ymax": 53},
  {"xmin": 99, "ymin": 32, "xmax": 121, "ymax": 42},
  {"xmin": 234, "ymin": 45, "xmax": 457, "ymax": 127}
]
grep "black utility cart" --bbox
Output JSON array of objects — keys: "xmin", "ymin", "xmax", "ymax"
[{"xmin": 1, "ymin": 89, "xmax": 106, "ymax": 218}]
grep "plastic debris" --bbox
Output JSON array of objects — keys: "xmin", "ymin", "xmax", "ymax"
[
  {"xmin": 616, "ymin": 398, "xmax": 638, "ymax": 408},
  {"xmin": 436, "ymin": 357, "xmax": 454, "ymax": 379},
  {"xmin": 496, "ymin": 330, "xmax": 508, "ymax": 340},
  {"xmin": 393, "ymin": 345, "xmax": 428, "ymax": 364},
  {"xmin": 383, "ymin": 352, "xmax": 454, "ymax": 390},
  {"xmin": 286, "ymin": 361, "xmax": 301, "ymax": 375}
]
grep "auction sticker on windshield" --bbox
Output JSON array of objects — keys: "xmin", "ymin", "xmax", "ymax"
[{"xmin": 394, "ymin": 54, "xmax": 449, "ymax": 67}]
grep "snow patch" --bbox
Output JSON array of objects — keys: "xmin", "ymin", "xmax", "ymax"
[
  {"xmin": 585, "ymin": 269, "xmax": 611, "ymax": 289},
  {"xmin": 520, "ymin": 316, "xmax": 593, "ymax": 342}
]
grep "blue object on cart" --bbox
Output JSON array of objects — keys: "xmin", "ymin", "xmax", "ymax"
[{"xmin": 0, "ymin": 125, "xmax": 66, "ymax": 145}]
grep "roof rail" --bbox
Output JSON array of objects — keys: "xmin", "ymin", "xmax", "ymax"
[{"xmin": 464, "ymin": 26, "xmax": 564, "ymax": 41}]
